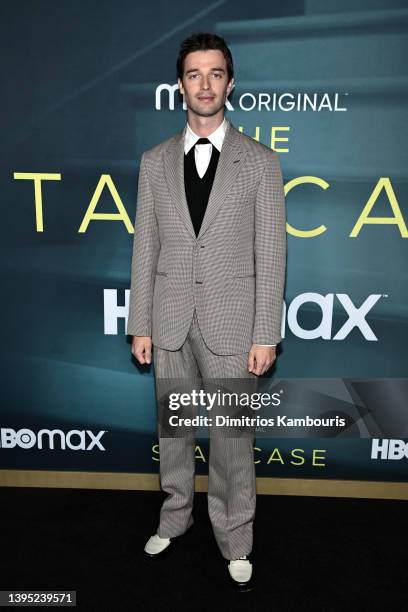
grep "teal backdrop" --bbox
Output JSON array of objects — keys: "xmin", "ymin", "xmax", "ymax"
[{"xmin": 1, "ymin": 0, "xmax": 407, "ymax": 482}]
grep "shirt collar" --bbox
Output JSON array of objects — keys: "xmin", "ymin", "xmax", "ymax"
[{"xmin": 184, "ymin": 117, "xmax": 228, "ymax": 154}]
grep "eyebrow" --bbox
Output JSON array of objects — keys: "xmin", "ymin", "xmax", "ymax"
[{"xmin": 185, "ymin": 67, "xmax": 226, "ymax": 74}]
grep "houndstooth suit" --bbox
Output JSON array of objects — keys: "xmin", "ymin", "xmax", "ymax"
[
  {"xmin": 126, "ymin": 118, "xmax": 286, "ymax": 354},
  {"xmin": 127, "ymin": 118, "xmax": 286, "ymax": 559}
]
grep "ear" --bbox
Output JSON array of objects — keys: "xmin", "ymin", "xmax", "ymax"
[
  {"xmin": 178, "ymin": 77, "xmax": 184, "ymax": 95},
  {"xmin": 226, "ymin": 77, "xmax": 235, "ymax": 95}
]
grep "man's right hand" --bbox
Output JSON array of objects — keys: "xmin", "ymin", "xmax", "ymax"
[{"xmin": 131, "ymin": 336, "xmax": 152, "ymax": 365}]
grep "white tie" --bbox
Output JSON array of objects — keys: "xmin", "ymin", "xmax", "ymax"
[{"xmin": 194, "ymin": 138, "xmax": 213, "ymax": 178}]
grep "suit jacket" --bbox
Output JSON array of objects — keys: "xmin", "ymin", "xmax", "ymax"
[{"xmin": 126, "ymin": 118, "xmax": 286, "ymax": 355}]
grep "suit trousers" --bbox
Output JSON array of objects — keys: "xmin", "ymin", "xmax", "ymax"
[{"xmin": 153, "ymin": 306, "xmax": 257, "ymax": 560}]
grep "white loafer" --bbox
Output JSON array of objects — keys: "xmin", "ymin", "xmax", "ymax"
[
  {"xmin": 144, "ymin": 534, "xmax": 171, "ymax": 557},
  {"xmin": 228, "ymin": 555, "xmax": 253, "ymax": 590}
]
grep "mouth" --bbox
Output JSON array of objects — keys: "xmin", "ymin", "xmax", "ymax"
[{"xmin": 198, "ymin": 96, "xmax": 214, "ymax": 101}]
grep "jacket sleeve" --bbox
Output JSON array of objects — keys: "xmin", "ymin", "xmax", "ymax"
[
  {"xmin": 252, "ymin": 151, "xmax": 286, "ymax": 345},
  {"xmin": 126, "ymin": 153, "xmax": 160, "ymax": 336}
]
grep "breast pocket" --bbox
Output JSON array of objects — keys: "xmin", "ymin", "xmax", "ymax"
[{"xmin": 225, "ymin": 174, "xmax": 258, "ymax": 202}]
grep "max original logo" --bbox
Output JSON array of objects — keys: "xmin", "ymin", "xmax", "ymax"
[
  {"xmin": 371, "ymin": 439, "xmax": 408, "ymax": 460},
  {"xmin": 0, "ymin": 428, "xmax": 107, "ymax": 451},
  {"xmin": 154, "ymin": 83, "xmax": 346, "ymax": 113}
]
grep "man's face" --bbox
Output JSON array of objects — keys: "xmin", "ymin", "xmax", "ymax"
[{"xmin": 178, "ymin": 49, "xmax": 234, "ymax": 118}]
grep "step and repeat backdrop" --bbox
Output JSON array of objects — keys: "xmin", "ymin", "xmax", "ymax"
[{"xmin": 1, "ymin": 0, "xmax": 407, "ymax": 486}]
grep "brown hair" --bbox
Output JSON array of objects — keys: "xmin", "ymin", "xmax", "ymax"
[{"xmin": 176, "ymin": 32, "xmax": 234, "ymax": 81}]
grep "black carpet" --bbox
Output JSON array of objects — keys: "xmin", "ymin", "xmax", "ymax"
[{"xmin": 1, "ymin": 487, "xmax": 406, "ymax": 610}]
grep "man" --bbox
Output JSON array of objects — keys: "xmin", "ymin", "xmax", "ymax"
[{"xmin": 127, "ymin": 32, "xmax": 286, "ymax": 591}]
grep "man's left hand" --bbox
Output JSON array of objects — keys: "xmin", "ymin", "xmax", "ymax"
[{"xmin": 248, "ymin": 345, "xmax": 276, "ymax": 376}]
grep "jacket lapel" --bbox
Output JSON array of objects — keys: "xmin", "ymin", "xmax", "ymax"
[
  {"xmin": 198, "ymin": 120, "xmax": 246, "ymax": 239},
  {"xmin": 163, "ymin": 118, "xmax": 247, "ymax": 242},
  {"xmin": 163, "ymin": 123, "xmax": 196, "ymax": 239}
]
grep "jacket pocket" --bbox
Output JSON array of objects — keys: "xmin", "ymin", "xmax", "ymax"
[{"xmin": 155, "ymin": 271, "xmax": 168, "ymax": 276}]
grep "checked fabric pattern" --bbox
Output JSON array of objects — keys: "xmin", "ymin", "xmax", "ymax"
[{"xmin": 126, "ymin": 119, "xmax": 287, "ymax": 355}]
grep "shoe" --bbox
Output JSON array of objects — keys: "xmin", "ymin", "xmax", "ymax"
[
  {"xmin": 144, "ymin": 534, "xmax": 172, "ymax": 559},
  {"xmin": 227, "ymin": 555, "xmax": 254, "ymax": 592},
  {"xmin": 144, "ymin": 521, "xmax": 194, "ymax": 559}
]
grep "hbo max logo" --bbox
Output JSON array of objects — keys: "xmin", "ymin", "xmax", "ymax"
[
  {"xmin": 371, "ymin": 439, "xmax": 408, "ymax": 460},
  {"xmin": 0, "ymin": 428, "xmax": 106, "ymax": 451}
]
